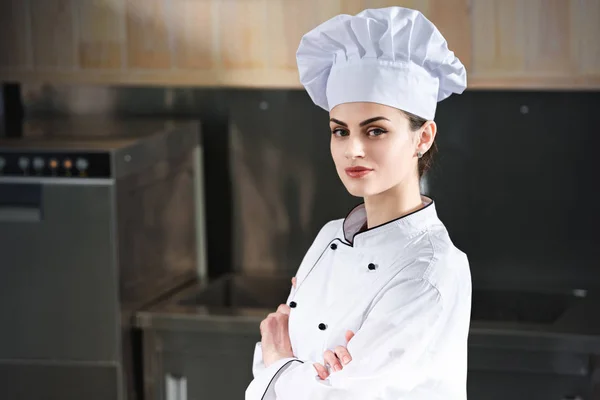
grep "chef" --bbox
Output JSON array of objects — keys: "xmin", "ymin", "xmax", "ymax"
[{"xmin": 246, "ymin": 6, "xmax": 471, "ymax": 400}]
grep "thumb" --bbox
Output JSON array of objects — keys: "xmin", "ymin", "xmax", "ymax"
[{"xmin": 345, "ymin": 330, "xmax": 355, "ymax": 343}]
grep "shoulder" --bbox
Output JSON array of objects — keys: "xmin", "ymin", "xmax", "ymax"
[
  {"xmin": 392, "ymin": 224, "xmax": 471, "ymax": 309},
  {"xmin": 312, "ymin": 218, "xmax": 344, "ymax": 245},
  {"xmin": 293, "ymin": 219, "xmax": 343, "ymax": 278}
]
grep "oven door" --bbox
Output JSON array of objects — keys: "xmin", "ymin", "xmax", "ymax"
[{"xmin": 0, "ymin": 179, "xmax": 122, "ymax": 400}]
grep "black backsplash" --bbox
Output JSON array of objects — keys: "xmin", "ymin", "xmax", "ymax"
[
  {"xmin": 225, "ymin": 89, "xmax": 600, "ymax": 290},
  {"xmin": 430, "ymin": 90, "xmax": 600, "ymax": 289}
]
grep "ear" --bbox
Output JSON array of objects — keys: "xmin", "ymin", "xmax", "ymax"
[{"xmin": 416, "ymin": 121, "xmax": 437, "ymax": 155}]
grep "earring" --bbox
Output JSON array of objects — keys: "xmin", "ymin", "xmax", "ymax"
[{"xmin": 417, "ymin": 151, "xmax": 423, "ymax": 159}]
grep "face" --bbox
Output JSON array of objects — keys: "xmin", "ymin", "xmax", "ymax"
[{"xmin": 329, "ymin": 102, "xmax": 434, "ymax": 198}]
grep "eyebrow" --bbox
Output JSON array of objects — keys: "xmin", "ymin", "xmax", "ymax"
[{"xmin": 329, "ymin": 116, "xmax": 391, "ymax": 127}]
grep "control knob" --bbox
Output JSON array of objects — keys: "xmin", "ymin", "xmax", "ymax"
[
  {"xmin": 33, "ymin": 157, "xmax": 45, "ymax": 170},
  {"xmin": 18, "ymin": 157, "xmax": 30, "ymax": 170},
  {"xmin": 76, "ymin": 158, "xmax": 89, "ymax": 171}
]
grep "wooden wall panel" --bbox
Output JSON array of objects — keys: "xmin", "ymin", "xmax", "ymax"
[
  {"xmin": 126, "ymin": 0, "xmax": 171, "ymax": 69},
  {"xmin": 471, "ymin": 0, "xmax": 526, "ymax": 77},
  {"xmin": 316, "ymin": 0, "xmax": 365, "ymax": 24},
  {"xmin": 170, "ymin": 0, "xmax": 216, "ymax": 69},
  {"xmin": 523, "ymin": 0, "xmax": 576, "ymax": 75},
  {"xmin": 268, "ymin": 0, "xmax": 319, "ymax": 70},
  {"xmin": 219, "ymin": 0, "xmax": 268, "ymax": 69},
  {"xmin": 0, "ymin": 0, "xmax": 31, "ymax": 69},
  {"xmin": 429, "ymin": 0, "xmax": 471, "ymax": 69},
  {"xmin": 0, "ymin": 0, "xmax": 598, "ymax": 89},
  {"xmin": 77, "ymin": 0, "xmax": 125, "ymax": 69},
  {"xmin": 368, "ymin": 0, "xmax": 430, "ymax": 14},
  {"xmin": 30, "ymin": 0, "xmax": 76, "ymax": 69},
  {"xmin": 574, "ymin": 0, "xmax": 600, "ymax": 77}
]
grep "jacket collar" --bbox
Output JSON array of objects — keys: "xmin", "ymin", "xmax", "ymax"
[{"xmin": 343, "ymin": 195, "xmax": 440, "ymax": 248}]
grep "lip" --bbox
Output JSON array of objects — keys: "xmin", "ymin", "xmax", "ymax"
[{"xmin": 345, "ymin": 166, "xmax": 373, "ymax": 178}]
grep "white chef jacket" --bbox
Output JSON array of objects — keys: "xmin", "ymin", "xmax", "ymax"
[{"xmin": 246, "ymin": 196, "xmax": 472, "ymax": 400}]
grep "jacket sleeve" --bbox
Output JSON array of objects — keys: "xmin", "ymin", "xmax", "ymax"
[
  {"xmin": 245, "ymin": 277, "xmax": 454, "ymax": 400},
  {"xmin": 251, "ymin": 342, "xmax": 266, "ymax": 377}
]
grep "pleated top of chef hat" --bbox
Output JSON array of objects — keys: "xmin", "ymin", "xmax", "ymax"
[{"xmin": 296, "ymin": 7, "xmax": 467, "ymax": 120}]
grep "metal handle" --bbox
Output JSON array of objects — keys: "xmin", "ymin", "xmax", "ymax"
[
  {"xmin": 165, "ymin": 374, "xmax": 187, "ymax": 400},
  {"xmin": 0, "ymin": 206, "xmax": 41, "ymax": 222},
  {"xmin": 0, "ymin": 183, "xmax": 42, "ymax": 222}
]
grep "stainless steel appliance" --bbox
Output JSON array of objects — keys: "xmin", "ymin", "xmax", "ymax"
[{"xmin": 0, "ymin": 118, "xmax": 206, "ymax": 400}]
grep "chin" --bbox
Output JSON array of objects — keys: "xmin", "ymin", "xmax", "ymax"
[{"xmin": 342, "ymin": 181, "xmax": 378, "ymax": 198}]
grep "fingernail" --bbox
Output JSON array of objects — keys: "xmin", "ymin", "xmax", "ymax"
[
  {"xmin": 333, "ymin": 364, "xmax": 341, "ymax": 372},
  {"xmin": 343, "ymin": 356, "xmax": 351, "ymax": 365}
]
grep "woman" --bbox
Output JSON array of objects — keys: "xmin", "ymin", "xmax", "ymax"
[{"xmin": 246, "ymin": 7, "xmax": 471, "ymax": 400}]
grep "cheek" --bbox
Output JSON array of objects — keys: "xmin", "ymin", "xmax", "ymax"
[
  {"xmin": 330, "ymin": 139, "xmax": 344, "ymax": 167},
  {"xmin": 371, "ymin": 138, "xmax": 413, "ymax": 173}
]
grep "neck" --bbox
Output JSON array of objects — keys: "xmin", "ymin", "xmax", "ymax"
[{"xmin": 363, "ymin": 180, "xmax": 424, "ymax": 229}]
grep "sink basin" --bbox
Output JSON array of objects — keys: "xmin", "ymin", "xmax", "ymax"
[
  {"xmin": 471, "ymin": 288, "xmax": 584, "ymax": 324},
  {"xmin": 177, "ymin": 273, "xmax": 292, "ymax": 310}
]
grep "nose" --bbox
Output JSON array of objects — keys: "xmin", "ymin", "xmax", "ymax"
[{"xmin": 345, "ymin": 136, "xmax": 365, "ymax": 159}]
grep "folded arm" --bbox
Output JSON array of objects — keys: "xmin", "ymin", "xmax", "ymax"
[{"xmin": 246, "ymin": 278, "xmax": 451, "ymax": 400}]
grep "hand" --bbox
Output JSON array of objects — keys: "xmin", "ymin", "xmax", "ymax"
[
  {"xmin": 260, "ymin": 303, "xmax": 295, "ymax": 367},
  {"xmin": 313, "ymin": 330, "xmax": 355, "ymax": 380}
]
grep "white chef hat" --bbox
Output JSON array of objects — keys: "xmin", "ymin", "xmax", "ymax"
[{"xmin": 296, "ymin": 7, "xmax": 467, "ymax": 120}]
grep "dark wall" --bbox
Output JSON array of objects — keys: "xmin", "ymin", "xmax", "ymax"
[
  {"xmin": 225, "ymin": 88, "xmax": 600, "ymax": 292},
  {"xmin": 430, "ymin": 91, "xmax": 600, "ymax": 290}
]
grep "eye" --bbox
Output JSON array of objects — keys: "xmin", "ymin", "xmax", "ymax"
[
  {"xmin": 332, "ymin": 128, "xmax": 349, "ymax": 137},
  {"xmin": 367, "ymin": 128, "xmax": 387, "ymax": 137}
]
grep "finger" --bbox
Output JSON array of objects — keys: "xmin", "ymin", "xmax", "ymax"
[
  {"xmin": 345, "ymin": 330, "xmax": 355, "ymax": 343},
  {"xmin": 334, "ymin": 345, "xmax": 352, "ymax": 366},
  {"xmin": 259, "ymin": 315, "xmax": 272, "ymax": 334},
  {"xmin": 260, "ymin": 313, "xmax": 278, "ymax": 330},
  {"xmin": 277, "ymin": 304, "xmax": 291, "ymax": 315},
  {"xmin": 291, "ymin": 277, "xmax": 297, "ymax": 288},
  {"xmin": 313, "ymin": 363, "xmax": 329, "ymax": 380},
  {"xmin": 323, "ymin": 350, "xmax": 342, "ymax": 372}
]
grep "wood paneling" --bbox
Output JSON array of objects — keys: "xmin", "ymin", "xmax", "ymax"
[
  {"xmin": 428, "ymin": 0, "xmax": 471, "ymax": 69},
  {"xmin": 339, "ymin": 0, "xmax": 369, "ymax": 15},
  {"xmin": 471, "ymin": 0, "xmax": 584, "ymax": 80},
  {"xmin": 219, "ymin": 0, "xmax": 267, "ymax": 69},
  {"xmin": 77, "ymin": 0, "xmax": 125, "ymax": 69},
  {"xmin": 574, "ymin": 0, "xmax": 600, "ymax": 77},
  {"xmin": 314, "ymin": 0, "xmax": 368, "ymax": 26},
  {"xmin": 0, "ymin": 0, "xmax": 598, "ymax": 89},
  {"xmin": 268, "ymin": 0, "xmax": 466, "ymax": 71},
  {"xmin": 0, "ymin": 0, "xmax": 31, "ymax": 69},
  {"xmin": 522, "ymin": 0, "xmax": 576, "ymax": 75},
  {"xmin": 126, "ymin": 0, "xmax": 171, "ymax": 69},
  {"xmin": 268, "ymin": 0, "xmax": 319, "ymax": 70},
  {"xmin": 170, "ymin": 0, "xmax": 216, "ymax": 69},
  {"xmin": 471, "ymin": 0, "xmax": 526, "ymax": 77},
  {"xmin": 368, "ymin": 0, "xmax": 429, "ymax": 14},
  {"xmin": 30, "ymin": 0, "xmax": 76, "ymax": 69}
]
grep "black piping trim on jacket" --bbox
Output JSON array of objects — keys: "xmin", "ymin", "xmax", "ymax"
[
  {"xmin": 342, "ymin": 196, "xmax": 435, "ymax": 246},
  {"xmin": 293, "ymin": 197, "xmax": 434, "ymax": 296},
  {"xmin": 292, "ymin": 239, "xmax": 338, "ymax": 295},
  {"xmin": 261, "ymin": 359, "xmax": 305, "ymax": 400}
]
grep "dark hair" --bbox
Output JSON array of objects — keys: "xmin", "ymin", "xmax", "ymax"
[{"xmin": 401, "ymin": 110, "xmax": 437, "ymax": 178}]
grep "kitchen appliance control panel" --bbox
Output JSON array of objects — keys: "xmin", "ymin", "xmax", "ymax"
[{"xmin": 0, "ymin": 151, "xmax": 111, "ymax": 178}]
